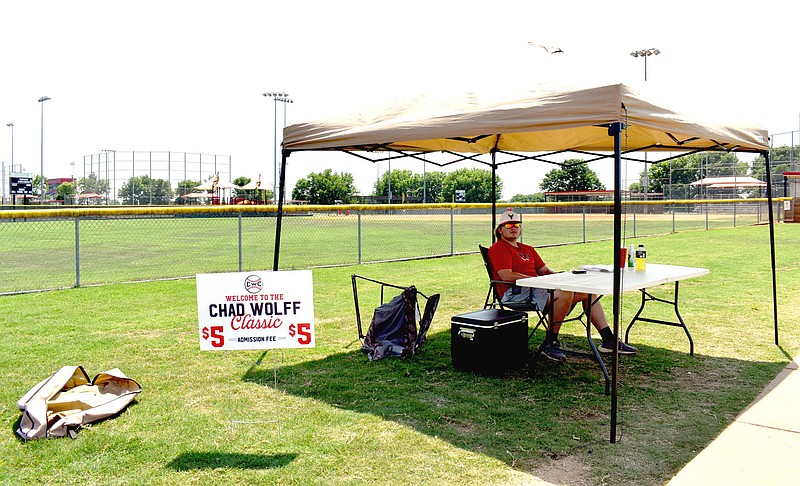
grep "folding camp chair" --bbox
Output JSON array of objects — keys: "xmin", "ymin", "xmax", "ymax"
[
  {"xmin": 479, "ymin": 245, "xmax": 550, "ymax": 339},
  {"xmin": 479, "ymin": 245, "xmax": 602, "ymax": 371},
  {"xmin": 351, "ymin": 274, "xmax": 440, "ymax": 361}
]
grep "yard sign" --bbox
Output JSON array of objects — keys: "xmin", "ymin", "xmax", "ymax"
[{"xmin": 196, "ymin": 270, "xmax": 315, "ymax": 350}]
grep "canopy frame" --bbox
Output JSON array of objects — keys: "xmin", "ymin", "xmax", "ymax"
[{"xmin": 271, "ymin": 84, "xmax": 778, "ymax": 443}]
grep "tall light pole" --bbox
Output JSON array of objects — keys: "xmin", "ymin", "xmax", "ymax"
[
  {"xmin": 6, "ymin": 123, "xmax": 13, "ymax": 167},
  {"xmin": 629, "ymin": 48, "xmax": 660, "ymax": 81},
  {"xmin": 103, "ymin": 149, "xmax": 116, "ymax": 201},
  {"xmin": 4, "ymin": 123, "xmax": 12, "ymax": 203},
  {"xmin": 38, "ymin": 96, "xmax": 51, "ymax": 203},
  {"xmin": 263, "ymin": 92, "xmax": 293, "ymax": 202},
  {"xmin": 629, "ymin": 49, "xmax": 659, "ymax": 205}
]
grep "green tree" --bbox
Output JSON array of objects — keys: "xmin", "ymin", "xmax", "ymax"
[
  {"xmin": 627, "ymin": 181, "xmax": 643, "ymax": 193},
  {"xmin": 57, "ymin": 181, "xmax": 77, "ymax": 202},
  {"xmin": 441, "ymin": 168, "xmax": 499, "ymax": 203},
  {"xmin": 510, "ymin": 193, "xmax": 545, "ymax": 203},
  {"xmin": 233, "ymin": 176, "xmax": 251, "ymax": 200},
  {"xmin": 260, "ymin": 188, "xmax": 275, "ymax": 202},
  {"xmin": 77, "ymin": 172, "xmax": 110, "ymax": 196},
  {"xmin": 750, "ymin": 145, "xmax": 797, "ymax": 179},
  {"xmin": 698, "ymin": 152, "xmax": 747, "ymax": 178},
  {"xmin": 229, "ymin": 176, "xmax": 274, "ymax": 202},
  {"xmin": 414, "ymin": 171, "xmax": 446, "ymax": 203},
  {"xmin": 373, "ymin": 170, "xmax": 447, "ymax": 202},
  {"xmin": 646, "ymin": 157, "xmax": 700, "ymax": 197},
  {"xmin": 647, "ymin": 152, "xmax": 746, "ymax": 198},
  {"xmin": 118, "ymin": 175, "xmax": 172, "ymax": 205},
  {"xmin": 539, "ymin": 160, "xmax": 605, "ymax": 192},
  {"xmin": 175, "ymin": 179, "xmax": 201, "ymax": 197},
  {"xmin": 32, "ymin": 175, "xmax": 47, "ymax": 200},
  {"xmin": 374, "ymin": 169, "xmax": 416, "ymax": 202},
  {"xmin": 292, "ymin": 169, "xmax": 357, "ymax": 204}
]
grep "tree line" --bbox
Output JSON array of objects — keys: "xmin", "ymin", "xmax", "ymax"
[{"xmin": 49, "ymin": 146, "xmax": 796, "ymax": 205}]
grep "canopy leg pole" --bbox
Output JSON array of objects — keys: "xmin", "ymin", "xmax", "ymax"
[
  {"xmin": 609, "ymin": 122, "xmax": 624, "ymax": 444},
  {"xmin": 273, "ymin": 150, "xmax": 289, "ymax": 271},
  {"xmin": 491, "ymin": 150, "xmax": 498, "ymax": 241},
  {"xmin": 763, "ymin": 150, "xmax": 779, "ymax": 345}
]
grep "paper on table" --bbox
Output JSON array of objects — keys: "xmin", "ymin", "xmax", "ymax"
[{"xmin": 579, "ymin": 265, "xmax": 612, "ymax": 273}]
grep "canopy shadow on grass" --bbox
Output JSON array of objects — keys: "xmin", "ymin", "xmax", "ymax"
[
  {"xmin": 241, "ymin": 328, "xmax": 784, "ymax": 475},
  {"xmin": 166, "ymin": 452, "xmax": 297, "ymax": 471}
]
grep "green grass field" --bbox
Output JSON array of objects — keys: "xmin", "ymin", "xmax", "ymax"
[
  {"xmin": 2, "ymin": 222, "xmax": 797, "ymax": 485},
  {"xmin": 0, "ymin": 208, "xmax": 770, "ymax": 294}
]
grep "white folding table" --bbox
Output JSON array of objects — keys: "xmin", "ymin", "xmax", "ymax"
[{"xmin": 516, "ymin": 264, "xmax": 709, "ymax": 393}]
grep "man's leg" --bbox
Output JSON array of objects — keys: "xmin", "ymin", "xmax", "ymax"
[
  {"xmin": 549, "ymin": 289, "xmax": 575, "ymax": 333},
  {"xmin": 540, "ymin": 289, "xmax": 574, "ymax": 361},
  {"xmin": 574, "ymin": 292, "xmax": 609, "ymax": 331},
  {"xmin": 574, "ymin": 292, "xmax": 637, "ymax": 355}
]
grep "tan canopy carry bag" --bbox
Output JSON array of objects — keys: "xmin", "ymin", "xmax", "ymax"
[{"xmin": 16, "ymin": 365, "xmax": 142, "ymax": 440}]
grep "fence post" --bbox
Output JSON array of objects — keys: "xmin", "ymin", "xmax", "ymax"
[
  {"xmin": 582, "ymin": 205, "xmax": 586, "ymax": 243},
  {"xmin": 733, "ymin": 200, "xmax": 737, "ymax": 227},
  {"xmin": 238, "ymin": 213, "xmax": 243, "ymax": 272},
  {"xmin": 450, "ymin": 206, "xmax": 455, "ymax": 255},
  {"xmin": 357, "ymin": 210, "xmax": 362, "ymax": 264},
  {"xmin": 75, "ymin": 217, "xmax": 81, "ymax": 288},
  {"xmin": 672, "ymin": 202, "xmax": 676, "ymax": 233},
  {"xmin": 632, "ymin": 202, "xmax": 637, "ymax": 237},
  {"xmin": 758, "ymin": 200, "xmax": 762, "ymax": 223}
]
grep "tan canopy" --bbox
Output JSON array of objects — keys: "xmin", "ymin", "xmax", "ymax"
[
  {"xmin": 283, "ymin": 83, "xmax": 769, "ymax": 156},
  {"xmin": 276, "ymin": 82, "xmax": 779, "ymax": 441},
  {"xmin": 277, "ymin": 83, "xmax": 778, "ymax": 339}
]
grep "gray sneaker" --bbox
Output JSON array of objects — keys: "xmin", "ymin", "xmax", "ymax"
[
  {"xmin": 599, "ymin": 340, "xmax": 638, "ymax": 355},
  {"xmin": 541, "ymin": 340, "xmax": 567, "ymax": 362}
]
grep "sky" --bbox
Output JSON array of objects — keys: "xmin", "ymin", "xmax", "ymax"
[{"xmin": 1, "ymin": 0, "xmax": 799, "ymax": 200}]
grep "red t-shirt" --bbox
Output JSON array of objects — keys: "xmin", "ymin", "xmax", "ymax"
[{"xmin": 487, "ymin": 239, "xmax": 546, "ymax": 296}]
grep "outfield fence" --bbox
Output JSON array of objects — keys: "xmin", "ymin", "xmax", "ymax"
[{"xmin": 0, "ymin": 198, "xmax": 790, "ymax": 294}]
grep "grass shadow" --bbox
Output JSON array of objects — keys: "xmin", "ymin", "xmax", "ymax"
[
  {"xmin": 242, "ymin": 327, "xmax": 784, "ymax": 477},
  {"xmin": 166, "ymin": 451, "xmax": 297, "ymax": 471}
]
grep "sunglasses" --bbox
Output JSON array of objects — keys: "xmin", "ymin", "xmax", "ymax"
[{"xmin": 501, "ymin": 222, "xmax": 521, "ymax": 229}]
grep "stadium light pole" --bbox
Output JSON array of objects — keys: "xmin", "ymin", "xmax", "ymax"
[
  {"xmin": 103, "ymin": 149, "xmax": 116, "ymax": 202},
  {"xmin": 38, "ymin": 96, "xmax": 51, "ymax": 203},
  {"xmin": 629, "ymin": 48, "xmax": 660, "ymax": 81},
  {"xmin": 629, "ymin": 49, "xmax": 659, "ymax": 204},
  {"xmin": 263, "ymin": 92, "xmax": 293, "ymax": 203},
  {"xmin": 6, "ymin": 123, "xmax": 13, "ymax": 167}
]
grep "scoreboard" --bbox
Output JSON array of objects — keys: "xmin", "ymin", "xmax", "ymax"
[{"xmin": 10, "ymin": 173, "xmax": 33, "ymax": 195}]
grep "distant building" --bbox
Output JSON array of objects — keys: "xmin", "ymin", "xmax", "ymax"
[{"xmin": 46, "ymin": 177, "xmax": 74, "ymax": 201}]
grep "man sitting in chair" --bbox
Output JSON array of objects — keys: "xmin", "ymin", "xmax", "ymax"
[{"xmin": 487, "ymin": 208, "xmax": 637, "ymax": 362}]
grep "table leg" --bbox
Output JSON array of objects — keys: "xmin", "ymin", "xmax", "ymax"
[
  {"xmin": 624, "ymin": 281, "xmax": 694, "ymax": 355},
  {"xmin": 534, "ymin": 291, "xmax": 610, "ymax": 395},
  {"xmin": 586, "ymin": 293, "xmax": 610, "ymax": 395}
]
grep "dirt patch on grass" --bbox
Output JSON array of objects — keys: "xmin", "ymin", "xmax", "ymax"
[{"xmin": 530, "ymin": 454, "xmax": 591, "ymax": 485}]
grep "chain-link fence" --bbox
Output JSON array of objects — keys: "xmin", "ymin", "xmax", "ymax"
[{"xmin": 0, "ymin": 199, "xmax": 788, "ymax": 294}]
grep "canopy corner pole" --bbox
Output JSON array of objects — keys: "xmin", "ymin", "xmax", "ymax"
[
  {"xmin": 608, "ymin": 121, "xmax": 625, "ymax": 444},
  {"xmin": 762, "ymin": 149, "xmax": 779, "ymax": 345},
  {"xmin": 491, "ymin": 149, "xmax": 498, "ymax": 241},
  {"xmin": 273, "ymin": 149, "xmax": 290, "ymax": 271}
]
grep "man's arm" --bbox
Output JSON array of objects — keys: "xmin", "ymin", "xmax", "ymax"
[
  {"xmin": 496, "ymin": 268, "xmax": 532, "ymax": 281},
  {"xmin": 538, "ymin": 264, "xmax": 557, "ymax": 275},
  {"xmin": 497, "ymin": 263, "xmax": 557, "ymax": 281}
]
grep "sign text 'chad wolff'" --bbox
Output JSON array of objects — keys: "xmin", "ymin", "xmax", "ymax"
[{"xmin": 196, "ymin": 270, "xmax": 315, "ymax": 351}]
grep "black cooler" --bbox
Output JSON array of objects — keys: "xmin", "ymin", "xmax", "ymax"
[{"xmin": 451, "ymin": 309, "xmax": 528, "ymax": 374}]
